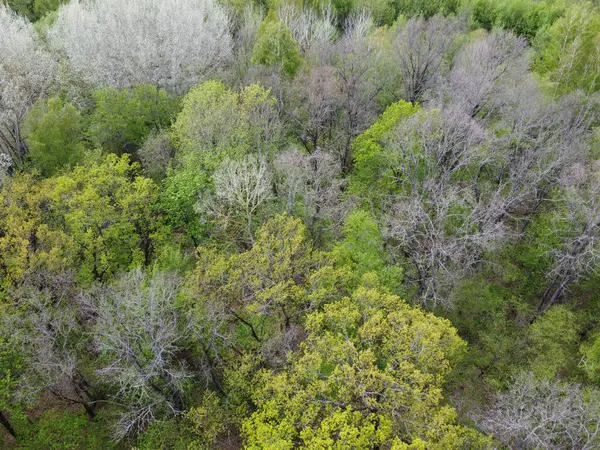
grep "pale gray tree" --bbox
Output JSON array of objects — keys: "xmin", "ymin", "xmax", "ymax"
[
  {"xmin": 274, "ymin": 147, "xmax": 343, "ymax": 240},
  {"xmin": 538, "ymin": 174, "xmax": 600, "ymax": 312},
  {"xmin": 209, "ymin": 155, "xmax": 273, "ymax": 245},
  {"xmin": 445, "ymin": 30, "xmax": 530, "ymax": 118},
  {"xmin": 81, "ymin": 270, "xmax": 190, "ymax": 438},
  {"xmin": 0, "ymin": 5, "xmax": 56, "ymax": 167},
  {"xmin": 278, "ymin": 3, "xmax": 337, "ymax": 63},
  {"xmin": 49, "ymin": 0, "xmax": 233, "ymax": 92},
  {"xmin": 286, "ymin": 65, "xmax": 341, "ymax": 152},
  {"xmin": 6, "ymin": 272, "xmax": 101, "ymax": 419},
  {"xmin": 478, "ymin": 372, "xmax": 600, "ymax": 450},
  {"xmin": 384, "ymin": 107, "xmax": 501, "ymax": 304},
  {"xmin": 332, "ymin": 12, "xmax": 381, "ymax": 172}
]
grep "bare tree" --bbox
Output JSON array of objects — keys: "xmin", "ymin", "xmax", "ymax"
[
  {"xmin": 477, "ymin": 372, "xmax": 600, "ymax": 450},
  {"xmin": 393, "ymin": 15, "xmax": 463, "ymax": 104},
  {"xmin": 278, "ymin": 3, "xmax": 337, "ymax": 63},
  {"xmin": 286, "ymin": 65, "xmax": 341, "ymax": 152},
  {"xmin": 49, "ymin": 0, "xmax": 233, "ymax": 92},
  {"xmin": 0, "ymin": 5, "xmax": 56, "ymax": 168},
  {"xmin": 384, "ymin": 107, "xmax": 502, "ymax": 305},
  {"xmin": 6, "ymin": 272, "xmax": 102, "ymax": 419},
  {"xmin": 444, "ymin": 30, "xmax": 530, "ymax": 118},
  {"xmin": 274, "ymin": 147, "xmax": 343, "ymax": 241},
  {"xmin": 209, "ymin": 155, "xmax": 273, "ymax": 245},
  {"xmin": 486, "ymin": 88, "xmax": 595, "ymax": 223},
  {"xmin": 332, "ymin": 12, "xmax": 381, "ymax": 173},
  {"xmin": 538, "ymin": 174, "xmax": 600, "ymax": 312},
  {"xmin": 81, "ymin": 270, "xmax": 190, "ymax": 438}
]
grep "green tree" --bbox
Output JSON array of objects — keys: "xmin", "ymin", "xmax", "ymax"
[
  {"xmin": 89, "ymin": 84, "xmax": 179, "ymax": 155},
  {"xmin": 395, "ymin": 0, "xmax": 461, "ymax": 18},
  {"xmin": 534, "ymin": 2, "xmax": 600, "ymax": 95},
  {"xmin": 186, "ymin": 215, "xmax": 350, "ymax": 420},
  {"xmin": 332, "ymin": 210, "xmax": 403, "ymax": 291},
  {"xmin": 19, "ymin": 410, "xmax": 114, "ymax": 450},
  {"xmin": 0, "ymin": 334, "xmax": 29, "ymax": 441},
  {"xmin": 528, "ymin": 305, "xmax": 583, "ymax": 379},
  {"xmin": 22, "ymin": 96, "xmax": 86, "ymax": 176},
  {"xmin": 582, "ymin": 331, "xmax": 600, "ymax": 384},
  {"xmin": 348, "ymin": 100, "xmax": 419, "ymax": 207},
  {"xmin": 252, "ymin": 11, "xmax": 302, "ymax": 77},
  {"xmin": 165, "ymin": 81, "xmax": 281, "ymax": 245},
  {"xmin": 172, "ymin": 80, "xmax": 281, "ymax": 171},
  {"xmin": 3, "ymin": 0, "xmax": 64, "ymax": 21},
  {"xmin": 472, "ymin": 0, "xmax": 563, "ymax": 41}
]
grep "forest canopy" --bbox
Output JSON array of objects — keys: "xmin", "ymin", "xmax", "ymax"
[{"xmin": 1, "ymin": 0, "xmax": 600, "ymax": 448}]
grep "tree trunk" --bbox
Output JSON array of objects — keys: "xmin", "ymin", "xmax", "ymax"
[{"xmin": 0, "ymin": 410, "xmax": 17, "ymax": 438}]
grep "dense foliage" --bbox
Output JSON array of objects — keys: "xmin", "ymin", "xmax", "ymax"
[{"xmin": 1, "ymin": 0, "xmax": 600, "ymax": 448}]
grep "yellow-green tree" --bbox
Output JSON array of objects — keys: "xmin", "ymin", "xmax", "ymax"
[
  {"xmin": 243, "ymin": 282, "xmax": 490, "ymax": 448},
  {"xmin": 0, "ymin": 154, "xmax": 165, "ymax": 286}
]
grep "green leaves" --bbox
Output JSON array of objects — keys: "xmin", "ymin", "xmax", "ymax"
[
  {"xmin": 0, "ymin": 154, "xmax": 165, "ymax": 286},
  {"xmin": 23, "ymin": 96, "xmax": 86, "ymax": 176},
  {"xmin": 252, "ymin": 11, "xmax": 302, "ymax": 77},
  {"xmin": 89, "ymin": 84, "xmax": 179, "ymax": 155},
  {"xmin": 534, "ymin": 2, "xmax": 600, "ymax": 94}
]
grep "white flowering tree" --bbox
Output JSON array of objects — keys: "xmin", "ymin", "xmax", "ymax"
[{"xmin": 49, "ymin": 0, "xmax": 233, "ymax": 92}]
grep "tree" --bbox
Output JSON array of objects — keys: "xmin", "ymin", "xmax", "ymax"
[
  {"xmin": 243, "ymin": 284, "xmax": 489, "ymax": 448},
  {"xmin": 172, "ymin": 81, "xmax": 282, "ymax": 172},
  {"xmin": 377, "ymin": 108, "xmax": 500, "ymax": 304},
  {"xmin": 395, "ymin": 0, "xmax": 461, "ymax": 19},
  {"xmin": 0, "ymin": 333, "xmax": 28, "ymax": 439},
  {"xmin": 49, "ymin": 0, "xmax": 233, "ymax": 92},
  {"xmin": 166, "ymin": 81, "xmax": 282, "ymax": 245},
  {"xmin": 331, "ymin": 12, "xmax": 382, "ymax": 172},
  {"xmin": 252, "ymin": 11, "xmax": 303, "ymax": 77},
  {"xmin": 278, "ymin": 4, "xmax": 337, "ymax": 61},
  {"xmin": 331, "ymin": 210, "xmax": 402, "ymax": 291},
  {"xmin": 472, "ymin": 0, "xmax": 562, "ymax": 41},
  {"xmin": 0, "ymin": 4, "xmax": 56, "ymax": 167},
  {"xmin": 444, "ymin": 30, "xmax": 529, "ymax": 119},
  {"xmin": 186, "ymin": 215, "xmax": 348, "ymax": 399},
  {"xmin": 3, "ymin": 0, "xmax": 65, "ymax": 21},
  {"xmin": 393, "ymin": 15, "xmax": 464, "ymax": 103},
  {"xmin": 528, "ymin": 305, "xmax": 582, "ymax": 379},
  {"xmin": 478, "ymin": 372, "xmax": 600, "ymax": 449},
  {"xmin": 0, "ymin": 154, "xmax": 164, "ymax": 287},
  {"xmin": 273, "ymin": 147, "xmax": 343, "ymax": 242},
  {"xmin": 137, "ymin": 131, "xmax": 175, "ymax": 180},
  {"xmin": 537, "ymin": 177, "xmax": 600, "ymax": 312},
  {"xmin": 22, "ymin": 96, "xmax": 86, "ymax": 176},
  {"xmin": 88, "ymin": 84, "xmax": 179, "ymax": 155},
  {"xmin": 534, "ymin": 2, "xmax": 600, "ymax": 95},
  {"xmin": 348, "ymin": 99, "xmax": 420, "ymax": 206},
  {"xmin": 7, "ymin": 276, "xmax": 103, "ymax": 419},
  {"xmin": 581, "ymin": 330, "xmax": 600, "ymax": 385},
  {"xmin": 81, "ymin": 269, "xmax": 190, "ymax": 438},
  {"xmin": 286, "ymin": 66, "xmax": 341, "ymax": 153},
  {"xmin": 210, "ymin": 155, "xmax": 273, "ymax": 245}
]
